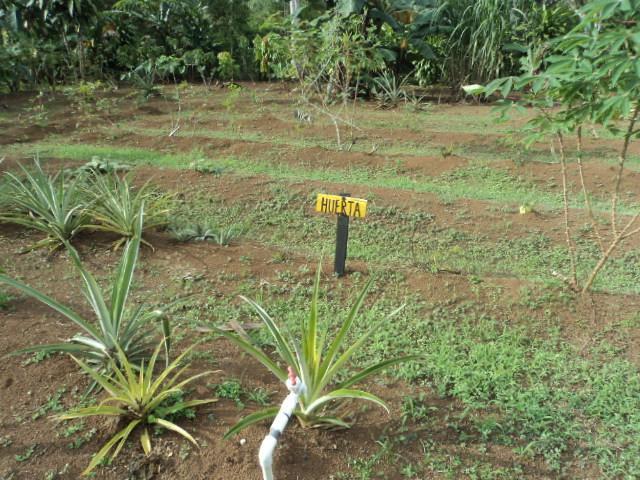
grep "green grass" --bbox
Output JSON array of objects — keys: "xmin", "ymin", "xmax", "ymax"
[
  {"xmin": 8, "ymin": 143, "xmax": 200, "ymax": 168},
  {"xmin": 10, "ymin": 140, "xmax": 640, "ymax": 292},
  {"xmin": 15, "ymin": 137, "xmax": 639, "ymax": 214},
  {"xmin": 165, "ymin": 181, "xmax": 640, "ymax": 293},
  {"xmin": 6, "ymin": 141, "xmax": 640, "ymax": 294},
  {"xmin": 13, "ymin": 142, "xmax": 629, "ymax": 213}
]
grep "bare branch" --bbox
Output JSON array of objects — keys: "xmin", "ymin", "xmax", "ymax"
[
  {"xmin": 582, "ymin": 212, "xmax": 640, "ymax": 293},
  {"xmin": 611, "ymin": 102, "xmax": 640, "ymax": 235},
  {"xmin": 556, "ymin": 132, "xmax": 578, "ymax": 289},
  {"xmin": 576, "ymin": 126, "xmax": 605, "ymax": 254}
]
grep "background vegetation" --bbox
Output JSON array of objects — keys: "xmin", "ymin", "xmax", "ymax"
[{"xmin": 0, "ymin": 0, "xmax": 583, "ymax": 93}]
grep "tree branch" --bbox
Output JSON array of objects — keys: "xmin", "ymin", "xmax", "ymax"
[
  {"xmin": 611, "ymin": 102, "xmax": 640, "ymax": 236},
  {"xmin": 576, "ymin": 126, "xmax": 605, "ymax": 254},
  {"xmin": 556, "ymin": 131, "xmax": 578, "ymax": 289}
]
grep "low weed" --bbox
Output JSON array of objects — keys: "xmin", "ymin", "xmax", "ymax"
[
  {"xmin": 190, "ymin": 159, "xmax": 225, "ymax": 175},
  {"xmin": 400, "ymin": 393, "xmax": 432, "ymax": 426},
  {"xmin": 214, "ymin": 379, "xmax": 245, "ymax": 408},
  {"xmin": 0, "ymin": 290, "xmax": 13, "ymax": 310},
  {"xmin": 44, "ymin": 464, "xmax": 70, "ymax": 480},
  {"xmin": 75, "ymin": 157, "xmax": 131, "ymax": 175},
  {"xmin": 32, "ymin": 387, "xmax": 67, "ymax": 420},
  {"xmin": 15, "ymin": 444, "xmax": 37, "ymax": 462}
]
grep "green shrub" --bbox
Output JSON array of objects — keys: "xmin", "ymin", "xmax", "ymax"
[{"xmin": 217, "ymin": 51, "xmax": 239, "ymax": 81}]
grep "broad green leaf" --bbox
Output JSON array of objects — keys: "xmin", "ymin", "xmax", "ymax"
[{"xmin": 462, "ymin": 84, "xmax": 484, "ymax": 95}]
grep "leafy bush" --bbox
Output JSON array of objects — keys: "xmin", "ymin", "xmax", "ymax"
[
  {"xmin": 58, "ymin": 341, "xmax": 216, "ymax": 475},
  {"xmin": 215, "ymin": 266, "xmax": 419, "ymax": 435},
  {"xmin": 85, "ymin": 173, "xmax": 170, "ymax": 250},
  {"xmin": 63, "ymin": 81, "xmax": 105, "ymax": 117},
  {"xmin": 0, "ymin": 160, "xmax": 89, "ymax": 252},
  {"xmin": 0, "ymin": 208, "xmax": 169, "ymax": 376}
]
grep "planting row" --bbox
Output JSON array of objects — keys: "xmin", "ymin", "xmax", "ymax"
[{"xmin": 0, "ymin": 159, "xmax": 246, "ymax": 251}]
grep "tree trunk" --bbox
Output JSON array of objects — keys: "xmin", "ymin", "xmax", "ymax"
[{"xmin": 289, "ymin": 0, "xmax": 300, "ymax": 16}]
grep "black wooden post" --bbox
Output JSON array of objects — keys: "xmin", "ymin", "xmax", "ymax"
[{"xmin": 334, "ymin": 193, "xmax": 350, "ymax": 276}]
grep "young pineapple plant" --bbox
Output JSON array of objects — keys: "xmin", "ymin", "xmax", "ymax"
[
  {"xmin": 0, "ymin": 206, "xmax": 169, "ymax": 376},
  {"xmin": 215, "ymin": 266, "xmax": 420, "ymax": 436},
  {"xmin": 59, "ymin": 341, "xmax": 217, "ymax": 475},
  {"xmin": 372, "ymin": 71, "xmax": 408, "ymax": 109},
  {"xmin": 1, "ymin": 159, "xmax": 89, "ymax": 251},
  {"xmin": 85, "ymin": 172, "xmax": 171, "ymax": 250}
]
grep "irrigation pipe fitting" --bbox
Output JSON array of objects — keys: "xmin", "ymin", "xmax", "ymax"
[{"xmin": 258, "ymin": 367, "xmax": 305, "ymax": 480}]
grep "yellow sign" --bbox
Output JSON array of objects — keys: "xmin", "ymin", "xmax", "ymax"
[{"xmin": 316, "ymin": 194, "xmax": 367, "ymax": 218}]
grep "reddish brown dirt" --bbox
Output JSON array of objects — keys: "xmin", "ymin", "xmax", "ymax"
[
  {"xmin": 496, "ymin": 158, "xmax": 640, "ymax": 198},
  {"xmin": 94, "ymin": 128, "xmax": 469, "ymax": 177}
]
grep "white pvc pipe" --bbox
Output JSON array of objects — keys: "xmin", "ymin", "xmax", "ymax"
[{"xmin": 258, "ymin": 374, "xmax": 304, "ymax": 480}]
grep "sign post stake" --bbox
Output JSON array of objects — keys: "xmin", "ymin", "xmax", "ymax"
[
  {"xmin": 315, "ymin": 191, "xmax": 367, "ymax": 277},
  {"xmin": 334, "ymin": 192, "xmax": 351, "ymax": 276}
]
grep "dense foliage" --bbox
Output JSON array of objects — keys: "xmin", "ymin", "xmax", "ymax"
[{"xmin": 0, "ymin": 0, "xmax": 582, "ymax": 93}]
